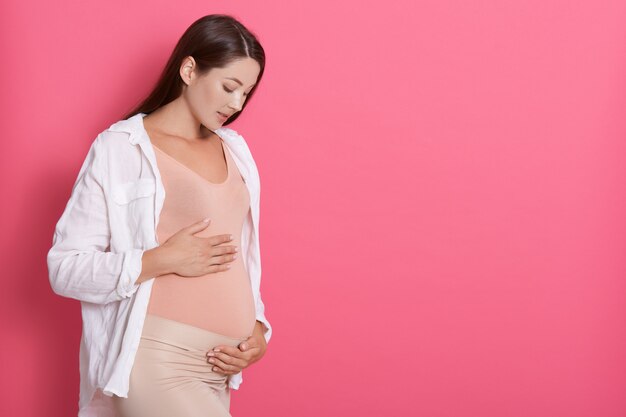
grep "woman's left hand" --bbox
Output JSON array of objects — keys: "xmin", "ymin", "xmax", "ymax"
[{"xmin": 206, "ymin": 321, "xmax": 268, "ymax": 375}]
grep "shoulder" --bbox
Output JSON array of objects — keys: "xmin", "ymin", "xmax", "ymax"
[
  {"xmin": 94, "ymin": 113, "xmax": 147, "ymax": 153},
  {"xmin": 217, "ymin": 127, "xmax": 257, "ymax": 165},
  {"xmin": 217, "ymin": 126, "xmax": 248, "ymax": 148},
  {"xmin": 88, "ymin": 125, "xmax": 141, "ymax": 162},
  {"xmin": 84, "ymin": 123, "xmax": 144, "ymax": 182},
  {"xmin": 96, "ymin": 129, "xmax": 133, "ymax": 150}
]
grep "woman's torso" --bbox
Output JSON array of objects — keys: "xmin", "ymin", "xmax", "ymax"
[{"xmin": 146, "ymin": 134, "xmax": 256, "ymax": 340}]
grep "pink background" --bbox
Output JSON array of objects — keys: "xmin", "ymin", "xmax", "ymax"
[{"xmin": 2, "ymin": 1, "xmax": 626, "ymax": 416}]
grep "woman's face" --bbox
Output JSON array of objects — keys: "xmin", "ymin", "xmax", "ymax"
[{"xmin": 182, "ymin": 56, "xmax": 260, "ymax": 130}]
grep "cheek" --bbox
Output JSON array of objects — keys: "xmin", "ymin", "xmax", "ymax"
[
  {"xmin": 186, "ymin": 85, "xmax": 220, "ymax": 112},
  {"xmin": 204, "ymin": 85, "xmax": 229, "ymax": 107}
]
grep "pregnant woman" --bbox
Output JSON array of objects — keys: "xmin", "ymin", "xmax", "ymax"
[{"xmin": 47, "ymin": 14, "xmax": 272, "ymax": 417}]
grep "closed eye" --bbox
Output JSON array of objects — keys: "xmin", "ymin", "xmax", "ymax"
[{"xmin": 223, "ymin": 85, "xmax": 250, "ymax": 96}]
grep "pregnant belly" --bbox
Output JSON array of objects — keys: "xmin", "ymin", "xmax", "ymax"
[{"xmin": 147, "ymin": 259, "xmax": 257, "ymax": 339}]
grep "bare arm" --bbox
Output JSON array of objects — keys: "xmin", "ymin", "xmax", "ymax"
[{"xmin": 135, "ymin": 246, "xmax": 173, "ymax": 284}]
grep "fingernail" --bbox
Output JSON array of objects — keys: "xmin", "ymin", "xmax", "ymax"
[
  {"xmin": 203, "ymin": 218, "xmax": 210, "ymax": 223},
  {"xmin": 214, "ymin": 348, "xmax": 221, "ymax": 352},
  {"xmin": 207, "ymin": 352, "xmax": 215, "ymax": 357}
]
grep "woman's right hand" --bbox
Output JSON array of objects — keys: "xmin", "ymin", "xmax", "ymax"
[{"xmin": 159, "ymin": 218, "xmax": 238, "ymax": 277}]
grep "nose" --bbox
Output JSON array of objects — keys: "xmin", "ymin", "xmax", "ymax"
[
  {"xmin": 228, "ymin": 102, "xmax": 242, "ymax": 113},
  {"xmin": 228, "ymin": 94, "xmax": 244, "ymax": 112}
]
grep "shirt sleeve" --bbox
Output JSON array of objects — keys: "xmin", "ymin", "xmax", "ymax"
[
  {"xmin": 255, "ymin": 295, "xmax": 273, "ymax": 343},
  {"xmin": 47, "ymin": 135, "xmax": 144, "ymax": 304},
  {"xmin": 249, "ymin": 149, "xmax": 273, "ymax": 344}
]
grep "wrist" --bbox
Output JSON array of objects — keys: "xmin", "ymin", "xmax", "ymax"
[
  {"xmin": 136, "ymin": 246, "xmax": 173, "ymax": 284},
  {"xmin": 254, "ymin": 320, "xmax": 268, "ymax": 347}
]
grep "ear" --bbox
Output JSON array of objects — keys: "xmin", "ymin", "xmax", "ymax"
[{"xmin": 179, "ymin": 56, "xmax": 196, "ymax": 86}]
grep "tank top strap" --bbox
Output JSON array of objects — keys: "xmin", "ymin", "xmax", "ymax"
[{"xmin": 221, "ymin": 141, "xmax": 244, "ymax": 183}]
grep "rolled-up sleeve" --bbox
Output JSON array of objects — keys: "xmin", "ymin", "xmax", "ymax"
[
  {"xmin": 255, "ymin": 296, "xmax": 272, "ymax": 343},
  {"xmin": 47, "ymin": 135, "xmax": 144, "ymax": 304}
]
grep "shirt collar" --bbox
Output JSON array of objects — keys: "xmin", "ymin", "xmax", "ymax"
[{"xmin": 106, "ymin": 113, "xmax": 147, "ymax": 145}]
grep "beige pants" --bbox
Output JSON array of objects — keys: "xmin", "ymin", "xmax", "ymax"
[{"xmin": 113, "ymin": 314, "xmax": 248, "ymax": 417}]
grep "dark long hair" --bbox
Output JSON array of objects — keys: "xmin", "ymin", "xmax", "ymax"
[{"xmin": 121, "ymin": 14, "xmax": 265, "ymax": 126}]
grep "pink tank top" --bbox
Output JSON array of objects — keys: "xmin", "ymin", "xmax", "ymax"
[{"xmin": 146, "ymin": 139, "xmax": 256, "ymax": 339}]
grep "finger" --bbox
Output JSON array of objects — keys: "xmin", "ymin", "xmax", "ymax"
[
  {"xmin": 240, "ymin": 336, "xmax": 258, "ymax": 351},
  {"xmin": 204, "ymin": 264, "xmax": 232, "ymax": 273},
  {"xmin": 205, "ymin": 252, "xmax": 232, "ymax": 267},
  {"xmin": 186, "ymin": 218, "xmax": 211, "ymax": 235},
  {"xmin": 207, "ymin": 346, "xmax": 251, "ymax": 366},
  {"xmin": 211, "ymin": 252, "xmax": 238, "ymax": 265},
  {"xmin": 211, "ymin": 366, "xmax": 235, "ymax": 376},
  {"xmin": 209, "ymin": 345, "xmax": 245, "ymax": 359},
  {"xmin": 209, "ymin": 352, "xmax": 248, "ymax": 369},
  {"xmin": 208, "ymin": 356, "xmax": 242, "ymax": 374},
  {"xmin": 208, "ymin": 233, "xmax": 234, "ymax": 246},
  {"xmin": 218, "ymin": 350, "xmax": 256, "ymax": 370},
  {"xmin": 212, "ymin": 245, "xmax": 238, "ymax": 256}
]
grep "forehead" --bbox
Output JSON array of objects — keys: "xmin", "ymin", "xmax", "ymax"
[{"xmin": 209, "ymin": 58, "xmax": 260, "ymax": 86}]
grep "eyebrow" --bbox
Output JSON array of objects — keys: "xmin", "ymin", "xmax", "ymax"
[{"xmin": 225, "ymin": 77, "xmax": 256, "ymax": 88}]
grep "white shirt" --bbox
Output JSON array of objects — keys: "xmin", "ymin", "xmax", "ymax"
[{"xmin": 46, "ymin": 113, "xmax": 272, "ymax": 417}]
